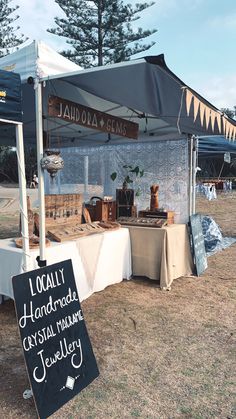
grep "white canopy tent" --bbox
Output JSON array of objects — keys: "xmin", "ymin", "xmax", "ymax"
[{"xmin": 1, "ymin": 41, "xmax": 236, "ymax": 265}]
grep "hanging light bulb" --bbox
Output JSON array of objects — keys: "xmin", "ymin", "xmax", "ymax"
[{"xmin": 41, "ymin": 149, "xmax": 64, "ymax": 178}]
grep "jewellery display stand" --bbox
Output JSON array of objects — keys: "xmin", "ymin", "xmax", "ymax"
[
  {"xmin": 117, "ymin": 216, "xmax": 167, "ymax": 228},
  {"xmin": 138, "ymin": 210, "xmax": 175, "ymax": 225},
  {"xmin": 47, "ymin": 222, "xmax": 105, "ymax": 242},
  {"xmin": 34, "ymin": 193, "xmax": 83, "ymax": 235},
  {"xmin": 116, "ymin": 189, "xmax": 137, "ymax": 218}
]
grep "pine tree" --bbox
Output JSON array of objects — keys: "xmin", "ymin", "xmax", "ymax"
[
  {"xmin": 48, "ymin": 0, "xmax": 157, "ymax": 67},
  {"xmin": 0, "ymin": 0, "xmax": 27, "ymax": 57}
]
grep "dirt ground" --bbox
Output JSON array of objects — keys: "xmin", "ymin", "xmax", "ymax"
[{"xmin": 0, "ymin": 191, "xmax": 235, "ymax": 419}]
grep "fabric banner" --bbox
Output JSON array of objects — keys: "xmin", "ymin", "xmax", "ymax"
[{"xmin": 0, "ymin": 69, "xmax": 22, "ymax": 123}]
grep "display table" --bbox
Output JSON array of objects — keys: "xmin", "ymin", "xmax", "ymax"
[
  {"xmin": 0, "ymin": 228, "xmax": 131, "ymax": 302},
  {"xmin": 126, "ymin": 224, "xmax": 193, "ymax": 289}
]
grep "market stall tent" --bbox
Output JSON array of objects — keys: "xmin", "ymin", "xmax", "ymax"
[
  {"xmin": 197, "ymin": 135, "xmax": 236, "ymax": 179},
  {"xmin": 0, "ymin": 69, "xmax": 30, "ymax": 270},
  {"xmin": 0, "ymin": 41, "xmax": 81, "ymax": 147},
  {"xmin": 1, "ymin": 41, "xmax": 236, "ymax": 263}
]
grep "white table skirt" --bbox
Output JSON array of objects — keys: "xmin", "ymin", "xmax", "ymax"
[{"xmin": 0, "ymin": 228, "xmax": 132, "ymax": 302}]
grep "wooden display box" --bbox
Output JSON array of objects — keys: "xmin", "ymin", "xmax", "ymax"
[
  {"xmin": 116, "ymin": 189, "xmax": 134, "ymax": 206},
  {"xmin": 95, "ymin": 200, "xmax": 116, "ymax": 222},
  {"xmin": 116, "ymin": 188, "xmax": 136, "ymax": 218},
  {"xmin": 138, "ymin": 210, "xmax": 175, "ymax": 225},
  {"xmin": 34, "ymin": 194, "xmax": 83, "ymax": 235},
  {"xmin": 117, "ymin": 205, "xmax": 137, "ymax": 218}
]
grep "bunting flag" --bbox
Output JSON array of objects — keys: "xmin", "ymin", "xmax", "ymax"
[
  {"xmin": 216, "ymin": 112, "xmax": 222, "ymax": 134},
  {"xmin": 222, "ymin": 117, "xmax": 227, "ymax": 136},
  {"xmin": 225, "ymin": 120, "xmax": 230, "ymax": 139},
  {"xmin": 193, "ymin": 96, "xmax": 200, "ymax": 121},
  {"xmin": 184, "ymin": 88, "xmax": 236, "ymax": 141},
  {"xmin": 211, "ymin": 111, "xmax": 216, "ymax": 132},
  {"xmin": 200, "ymin": 104, "xmax": 205, "ymax": 126},
  {"xmin": 205, "ymin": 107, "xmax": 211, "ymax": 130},
  {"xmin": 186, "ymin": 89, "xmax": 193, "ymax": 116},
  {"xmin": 233, "ymin": 127, "xmax": 236, "ymax": 141}
]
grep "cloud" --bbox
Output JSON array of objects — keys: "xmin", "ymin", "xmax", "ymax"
[
  {"xmin": 156, "ymin": 0, "xmax": 204, "ymax": 16},
  {"xmin": 193, "ymin": 74, "xmax": 236, "ymax": 109},
  {"xmin": 12, "ymin": 0, "xmax": 64, "ymax": 48},
  {"xmin": 207, "ymin": 13, "xmax": 236, "ymax": 31}
]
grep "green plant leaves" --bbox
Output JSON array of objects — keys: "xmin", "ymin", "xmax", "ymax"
[{"xmin": 110, "ymin": 172, "xmax": 117, "ymax": 181}]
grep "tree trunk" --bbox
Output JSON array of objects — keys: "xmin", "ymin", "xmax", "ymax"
[{"xmin": 97, "ymin": 0, "xmax": 103, "ymax": 66}]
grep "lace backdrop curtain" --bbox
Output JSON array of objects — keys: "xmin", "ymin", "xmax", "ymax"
[{"xmin": 47, "ymin": 139, "xmax": 189, "ymax": 223}]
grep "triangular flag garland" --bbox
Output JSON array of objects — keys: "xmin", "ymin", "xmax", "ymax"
[
  {"xmin": 186, "ymin": 89, "xmax": 193, "ymax": 116},
  {"xmin": 193, "ymin": 96, "xmax": 200, "ymax": 121},
  {"xmin": 184, "ymin": 88, "xmax": 236, "ymax": 141},
  {"xmin": 216, "ymin": 112, "xmax": 222, "ymax": 133},
  {"xmin": 200, "ymin": 104, "xmax": 205, "ymax": 126}
]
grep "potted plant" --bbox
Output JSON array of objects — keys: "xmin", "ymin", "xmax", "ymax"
[
  {"xmin": 111, "ymin": 165, "xmax": 144, "ymax": 216},
  {"xmin": 110, "ymin": 165, "xmax": 144, "ymax": 196}
]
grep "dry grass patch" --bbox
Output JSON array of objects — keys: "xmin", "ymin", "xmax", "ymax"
[{"xmin": 0, "ymin": 192, "xmax": 235, "ymax": 418}]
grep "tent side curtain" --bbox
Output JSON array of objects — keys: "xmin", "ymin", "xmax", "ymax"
[
  {"xmin": 55, "ymin": 54, "xmax": 236, "ymax": 141},
  {"xmin": 0, "ymin": 69, "xmax": 22, "ymax": 123}
]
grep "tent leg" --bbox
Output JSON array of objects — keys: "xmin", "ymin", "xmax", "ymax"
[
  {"xmin": 35, "ymin": 82, "xmax": 46, "ymax": 266},
  {"xmin": 192, "ymin": 137, "xmax": 197, "ymax": 214},
  {"xmin": 189, "ymin": 136, "xmax": 193, "ymax": 216},
  {"xmin": 15, "ymin": 124, "xmax": 31, "ymax": 271}
]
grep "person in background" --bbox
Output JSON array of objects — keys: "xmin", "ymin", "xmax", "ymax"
[{"xmin": 30, "ymin": 174, "xmax": 38, "ymax": 188}]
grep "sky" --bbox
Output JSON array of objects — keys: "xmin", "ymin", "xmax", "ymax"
[{"xmin": 12, "ymin": 0, "xmax": 236, "ymax": 110}]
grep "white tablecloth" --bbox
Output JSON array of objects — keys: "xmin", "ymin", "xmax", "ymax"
[{"xmin": 0, "ymin": 228, "xmax": 131, "ymax": 302}]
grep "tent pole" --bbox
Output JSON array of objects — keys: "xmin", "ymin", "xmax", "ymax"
[
  {"xmin": 84, "ymin": 155, "xmax": 89, "ymax": 201},
  {"xmin": 35, "ymin": 81, "xmax": 46, "ymax": 265},
  {"xmin": 15, "ymin": 123, "xmax": 31, "ymax": 271},
  {"xmin": 189, "ymin": 136, "xmax": 193, "ymax": 216},
  {"xmin": 192, "ymin": 137, "xmax": 197, "ymax": 214}
]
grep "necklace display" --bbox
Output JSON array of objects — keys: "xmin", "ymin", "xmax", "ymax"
[{"xmin": 116, "ymin": 188, "xmax": 135, "ymax": 218}]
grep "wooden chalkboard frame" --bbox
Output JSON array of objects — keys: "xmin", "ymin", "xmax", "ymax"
[
  {"xmin": 12, "ymin": 259, "xmax": 99, "ymax": 419},
  {"xmin": 189, "ymin": 213, "xmax": 208, "ymax": 276}
]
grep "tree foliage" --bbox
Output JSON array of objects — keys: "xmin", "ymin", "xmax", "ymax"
[
  {"xmin": 0, "ymin": 0, "xmax": 27, "ymax": 57},
  {"xmin": 221, "ymin": 106, "xmax": 236, "ymax": 120},
  {"xmin": 48, "ymin": 0, "xmax": 157, "ymax": 67},
  {"xmin": 0, "ymin": 147, "xmax": 37, "ymax": 184}
]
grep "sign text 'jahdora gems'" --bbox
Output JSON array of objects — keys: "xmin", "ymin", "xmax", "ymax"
[{"xmin": 48, "ymin": 95, "xmax": 139, "ymax": 139}]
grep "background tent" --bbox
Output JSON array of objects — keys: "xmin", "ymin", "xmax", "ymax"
[
  {"xmin": 0, "ymin": 69, "xmax": 29, "ymax": 269},
  {"xmin": 197, "ymin": 135, "xmax": 236, "ymax": 179},
  {"xmin": 198, "ymin": 136, "xmax": 236, "ymax": 156},
  {"xmin": 0, "ymin": 41, "xmax": 80, "ymax": 147}
]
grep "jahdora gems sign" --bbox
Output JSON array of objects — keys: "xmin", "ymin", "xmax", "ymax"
[{"xmin": 48, "ymin": 95, "xmax": 139, "ymax": 139}]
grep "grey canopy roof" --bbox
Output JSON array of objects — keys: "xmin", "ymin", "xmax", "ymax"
[
  {"xmin": 41, "ymin": 54, "xmax": 236, "ymax": 147},
  {"xmin": 1, "ymin": 49, "xmax": 236, "ymax": 147}
]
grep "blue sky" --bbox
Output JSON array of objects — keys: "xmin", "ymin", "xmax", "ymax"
[{"xmin": 13, "ymin": 0, "xmax": 236, "ymax": 109}]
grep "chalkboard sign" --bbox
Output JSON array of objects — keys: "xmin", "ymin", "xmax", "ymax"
[
  {"xmin": 12, "ymin": 259, "xmax": 99, "ymax": 419},
  {"xmin": 189, "ymin": 214, "xmax": 208, "ymax": 276}
]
